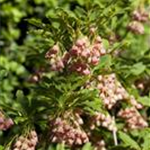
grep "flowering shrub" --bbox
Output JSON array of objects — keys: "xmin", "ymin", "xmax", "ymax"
[
  {"xmin": 0, "ymin": 0, "xmax": 150, "ymax": 150},
  {"xmin": 45, "ymin": 35, "xmax": 106, "ymax": 74}
]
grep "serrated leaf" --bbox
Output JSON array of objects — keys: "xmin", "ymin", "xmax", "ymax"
[
  {"xmin": 83, "ymin": 98, "xmax": 102, "ymax": 110},
  {"xmin": 119, "ymin": 131, "xmax": 141, "ymax": 150},
  {"xmin": 28, "ymin": 18, "xmax": 44, "ymax": 28}
]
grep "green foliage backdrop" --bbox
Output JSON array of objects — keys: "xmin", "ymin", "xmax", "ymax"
[{"xmin": 0, "ymin": 0, "xmax": 150, "ymax": 150}]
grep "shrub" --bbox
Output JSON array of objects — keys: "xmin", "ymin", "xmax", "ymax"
[{"xmin": 0, "ymin": 0, "xmax": 150, "ymax": 150}]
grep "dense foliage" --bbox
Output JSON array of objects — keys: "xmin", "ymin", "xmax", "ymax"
[{"xmin": 0, "ymin": 0, "xmax": 150, "ymax": 150}]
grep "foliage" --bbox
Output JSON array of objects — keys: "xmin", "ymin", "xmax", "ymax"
[{"xmin": 0, "ymin": 0, "xmax": 150, "ymax": 150}]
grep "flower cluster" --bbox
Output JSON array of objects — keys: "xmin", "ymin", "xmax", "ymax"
[
  {"xmin": 85, "ymin": 73, "xmax": 143, "ymax": 110},
  {"xmin": 129, "ymin": 95, "xmax": 143, "ymax": 109},
  {"xmin": 74, "ymin": 112, "xmax": 84, "ymax": 125},
  {"xmin": 89, "ymin": 112, "xmax": 117, "ymax": 132},
  {"xmin": 49, "ymin": 117, "xmax": 89, "ymax": 146},
  {"xmin": 127, "ymin": 21, "xmax": 144, "ymax": 34},
  {"xmin": 118, "ymin": 107, "xmax": 148, "ymax": 130},
  {"xmin": 127, "ymin": 9, "xmax": 149, "ymax": 34},
  {"xmin": 0, "ymin": 111, "xmax": 14, "ymax": 131},
  {"xmin": 45, "ymin": 35, "xmax": 106, "ymax": 75},
  {"xmin": 97, "ymin": 74, "xmax": 128, "ymax": 109},
  {"xmin": 132, "ymin": 10, "xmax": 149, "ymax": 22},
  {"xmin": 13, "ymin": 130, "xmax": 38, "ymax": 150},
  {"xmin": 45, "ymin": 45, "xmax": 64, "ymax": 71},
  {"xmin": 94, "ymin": 139, "xmax": 107, "ymax": 150},
  {"xmin": 68, "ymin": 36, "xmax": 106, "ymax": 75}
]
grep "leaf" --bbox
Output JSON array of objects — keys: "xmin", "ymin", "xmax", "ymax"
[
  {"xmin": 142, "ymin": 134, "xmax": 150, "ymax": 150},
  {"xmin": 16, "ymin": 90, "xmax": 24, "ymax": 102},
  {"xmin": 119, "ymin": 131, "xmax": 141, "ymax": 150},
  {"xmin": 16, "ymin": 90, "xmax": 30, "ymax": 114},
  {"xmin": 56, "ymin": 143, "xmax": 65, "ymax": 150},
  {"xmin": 0, "ymin": 69, "xmax": 8, "ymax": 80},
  {"xmin": 137, "ymin": 96, "xmax": 150, "ymax": 107},
  {"xmin": 83, "ymin": 97, "xmax": 102, "ymax": 111},
  {"xmin": 93, "ymin": 54, "xmax": 112, "ymax": 72},
  {"xmin": 110, "ymin": 145, "xmax": 130, "ymax": 150},
  {"xmin": 0, "ymin": 146, "xmax": 4, "ymax": 150},
  {"xmin": 111, "ymin": 16, "xmax": 117, "ymax": 29},
  {"xmin": 130, "ymin": 62, "xmax": 146, "ymax": 75},
  {"xmin": 102, "ymin": 39, "xmax": 109, "ymax": 49},
  {"xmin": 28, "ymin": 18, "xmax": 44, "ymax": 28},
  {"xmin": 77, "ymin": 0, "xmax": 85, "ymax": 6},
  {"xmin": 82, "ymin": 142, "xmax": 94, "ymax": 150},
  {"xmin": 14, "ymin": 116, "xmax": 28, "ymax": 124}
]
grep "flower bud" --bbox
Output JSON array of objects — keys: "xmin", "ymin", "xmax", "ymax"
[
  {"xmin": 91, "ymin": 56, "xmax": 99, "ymax": 65},
  {"xmin": 128, "ymin": 21, "xmax": 144, "ymax": 34},
  {"xmin": 82, "ymin": 68, "xmax": 91, "ymax": 75},
  {"xmin": 95, "ymin": 36, "xmax": 102, "ymax": 43},
  {"xmin": 90, "ymin": 27, "xmax": 96, "ymax": 34}
]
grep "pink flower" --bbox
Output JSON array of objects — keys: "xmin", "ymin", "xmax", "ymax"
[
  {"xmin": 76, "ymin": 39, "xmax": 85, "ymax": 47},
  {"xmin": 45, "ymin": 44, "xmax": 59, "ymax": 59},
  {"xmin": 90, "ymin": 27, "xmax": 96, "ymax": 34},
  {"xmin": 62, "ymin": 52, "xmax": 70, "ymax": 64},
  {"xmin": 128, "ymin": 21, "xmax": 144, "ymax": 34},
  {"xmin": 70, "ymin": 45, "xmax": 80, "ymax": 56},
  {"xmin": 82, "ymin": 68, "xmax": 90, "ymax": 75},
  {"xmin": 91, "ymin": 56, "xmax": 99, "ymax": 65},
  {"xmin": 93, "ymin": 43, "xmax": 102, "ymax": 51},
  {"xmin": 81, "ymin": 49, "xmax": 90, "ymax": 57},
  {"xmin": 95, "ymin": 36, "xmax": 102, "ymax": 43}
]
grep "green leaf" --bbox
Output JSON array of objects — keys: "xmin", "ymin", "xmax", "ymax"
[
  {"xmin": 110, "ymin": 145, "xmax": 130, "ymax": 150},
  {"xmin": 119, "ymin": 131, "xmax": 141, "ymax": 150},
  {"xmin": 56, "ymin": 143, "xmax": 65, "ymax": 150},
  {"xmin": 16, "ymin": 90, "xmax": 24, "ymax": 102},
  {"xmin": 28, "ymin": 18, "xmax": 44, "ymax": 28},
  {"xmin": 93, "ymin": 54, "xmax": 112, "ymax": 72},
  {"xmin": 82, "ymin": 142, "xmax": 94, "ymax": 150},
  {"xmin": 102, "ymin": 39, "xmax": 109, "ymax": 49},
  {"xmin": 130, "ymin": 62, "xmax": 146, "ymax": 75},
  {"xmin": 16, "ymin": 90, "xmax": 30, "ymax": 114},
  {"xmin": 77, "ymin": 0, "xmax": 85, "ymax": 6},
  {"xmin": 0, "ymin": 146, "xmax": 4, "ymax": 150},
  {"xmin": 137, "ymin": 96, "xmax": 150, "ymax": 107},
  {"xmin": 0, "ymin": 69, "xmax": 8, "ymax": 80},
  {"xmin": 14, "ymin": 116, "xmax": 28, "ymax": 124},
  {"xmin": 82, "ymin": 97, "xmax": 102, "ymax": 112},
  {"xmin": 142, "ymin": 133, "xmax": 150, "ymax": 150}
]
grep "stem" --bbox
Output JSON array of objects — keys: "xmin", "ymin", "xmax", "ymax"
[
  {"xmin": 112, "ymin": 116, "xmax": 118, "ymax": 146},
  {"xmin": 4, "ymin": 135, "xmax": 18, "ymax": 150},
  {"xmin": 113, "ymin": 128, "xmax": 118, "ymax": 146}
]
